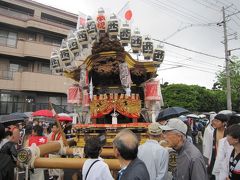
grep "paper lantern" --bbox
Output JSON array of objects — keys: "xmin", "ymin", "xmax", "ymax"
[
  {"xmin": 131, "ymin": 28, "xmax": 142, "ymax": 53},
  {"xmin": 86, "ymin": 16, "xmax": 97, "ymax": 41},
  {"xmin": 153, "ymin": 45, "xmax": 165, "ymax": 63},
  {"xmin": 96, "ymin": 7, "xmax": 106, "ymax": 36},
  {"xmin": 59, "ymin": 40, "xmax": 73, "ymax": 69},
  {"xmin": 75, "ymin": 28, "xmax": 89, "ymax": 49},
  {"xmin": 107, "ymin": 13, "xmax": 119, "ymax": 39},
  {"xmin": 67, "ymin": 31, "xmax": 80, "ymax": 56},
  {"xmin": 67, "ymin": 86, "xmax": 81, "ymax": 104},
  {"xmin": 50, "ymin": 50, "xmax": 63, "ymax": 75},
  {"xmin": 144, "ymin": 81, "xmax": 161, "ymax": 101},
  {"xmin": 120, "ymin": 23, "xmax": 131, "ymax": 46},
  {"xmin": 142, "ymin": 36, "xmax": 153, "ymax": 60}
]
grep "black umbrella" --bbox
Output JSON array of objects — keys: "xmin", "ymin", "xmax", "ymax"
[
  {"xmin": 0, "ymin": 114, "xmax": 26, "ymax": 126},
  {"xmin": 10, "ymin": 112, "xmax": 30, "ymax": 118},
  {"xmin": 156, "ymin": 107, "xmax": 189, "ymax": 121}
]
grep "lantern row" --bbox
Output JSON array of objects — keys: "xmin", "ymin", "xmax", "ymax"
[{"xmin": 50, "ymin": 8, "xmax": 165, "ymax": 75}]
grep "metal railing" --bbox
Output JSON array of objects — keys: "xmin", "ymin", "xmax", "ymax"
[{"xmin": 0, "ymin": 70, "xmax": 14, "ymax": 80}]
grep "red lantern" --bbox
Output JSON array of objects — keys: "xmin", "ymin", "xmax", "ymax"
[
  {"xmin": 144, "ymin": 81, "xmax": 161, "ymax": 101},
  {"xmin": 67, "ymin": 86, "xmax": 81, "ymax": 104}
]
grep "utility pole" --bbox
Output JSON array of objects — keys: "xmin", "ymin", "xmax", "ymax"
[{"xmin": 222, "ymin": 6, "xmax": 232, "ymax": 110}]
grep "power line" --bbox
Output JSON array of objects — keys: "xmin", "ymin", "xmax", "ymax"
[
  {"xmin": 152, "ymin": 38, "xmax": 224, "ymax": 59},
  {"xmin": 153, "ymin": 0, "xmax": 223, "ymax": 33},
  {"xmin": 160, "ymin": 61, "xmax": 217, "ymax": 74},
  {"xmin": 163, "ymin": 22, "xmax": 218, "ymax": 41},
  {"xmin": 164, "ymin": 59, "xmax": 221, "ymax": 71},
  {"xmin": 193, "ymin": 0, "xmax": 221, "ymax": 12},
  {"xmin": 142, "ymin": 0, "xmax": 222, "ymax": 33},
  {"xmin": 166, "ymin": 53, "xmax": 224, "ymax": 68}
]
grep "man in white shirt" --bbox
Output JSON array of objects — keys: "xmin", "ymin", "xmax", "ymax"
[{"xmin": 138, "ymin": 122, "xmax": 169, "ymax": 180}]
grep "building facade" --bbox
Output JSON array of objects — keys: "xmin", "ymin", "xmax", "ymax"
[{"xmin": 0, "ymin": 0, "xmax": 76, "ymax": 114}]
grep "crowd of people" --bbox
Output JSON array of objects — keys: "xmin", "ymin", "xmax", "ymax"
[{"xmin": 0, "ymin": 112, "xmax": 239, "ymax": 180}]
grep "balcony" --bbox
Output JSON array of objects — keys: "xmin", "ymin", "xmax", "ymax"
[
  {"xmin": 0, "ymin": 70, "xmax": 75, "ymax": 93},
  {"xmin": 0, "ymin": 6, "xmax": 73, "ymax": 35},
  {"xmin": 0, "ymin": 39, "xmax": 59, "ymax": 59}
]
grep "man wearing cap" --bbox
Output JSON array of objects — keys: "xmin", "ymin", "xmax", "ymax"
[
  {"xmin": 138, "ymin": 122, "xmax": 169, "ymax": 180},
  {"xmin": 161, "ymin": 118, "xmax": 208, "ymax": 180}
]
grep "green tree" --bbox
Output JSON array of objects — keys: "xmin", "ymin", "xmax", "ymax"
[
  {"xmin": 161, "ymin": 84, "xmax": 226, "ymax": 112},
  {"xmin": 215, "ymin": 56, "xmax": 240, "ymax": 111}
]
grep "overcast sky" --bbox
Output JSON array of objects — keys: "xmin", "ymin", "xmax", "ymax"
[{"xmin": 34, "ymin": 0, "xmax": 240, "ymax": 89}]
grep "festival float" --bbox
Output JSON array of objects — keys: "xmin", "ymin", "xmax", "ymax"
[{"xmin": 17, "ymin": 7, "xmax": 165, "ymax": 174}]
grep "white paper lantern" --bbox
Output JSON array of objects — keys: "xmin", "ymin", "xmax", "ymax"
[
  {"xmin": 75, "ymin": 28, "xmax": 89, "ymax": 49},
  {"xmin": 107, "ymin": 13, "xmax": 119, "ymax": 39},
  {"xmin": 59, "ymin": 40, "xmax": 73, "ymax": 69},
  {"xmin": 86, "ymin": 16, "xmax": 97, "ymax": 41},
  {"xmin": 131, "ymin": 28, "xmax": 142, "ymax": 53},
  {"xmin": 67, "ymin": 31, "xmax": 80, "ymax": 56},
  {"xmin": 153, "ymin": 45, "xmax": 165, "ymax": 63},
  {"xmin": 120, "ymin": 23, "xmax": 131, "ymax": 46},
  {"xmin": 50, "ymin": 50, "xmax": 63, "ymax": 75},
  {"xmin": 142, "ymin": 36, "xmax": 153, "ymax": 60}
]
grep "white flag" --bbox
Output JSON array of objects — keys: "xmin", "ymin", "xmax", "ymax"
[
  {"xmin": 77, "ymin": 11, "xmax": 87, "ymax": 29},
  {"xmin": 117, "ymin": 1, "xmax": 133, "ymax": 24}
]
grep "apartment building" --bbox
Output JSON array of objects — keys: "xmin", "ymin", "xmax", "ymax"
[{"xmin": 0, "ymin": 0, "xmax": 76, "ymax": 114}]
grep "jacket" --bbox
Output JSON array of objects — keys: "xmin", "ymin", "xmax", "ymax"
[
  {"xmin": 0, "ymin": 141, "xmax": 17, "ymax": 164},
  {"xmin": 138, "ymin": 139, "xmax": 169, "ymax": 180},
  {"xmin": 174, "ymin": 140, "xmax": 208, "ymax": 180},
  {"xmin": 0, "ymin": 153, "xmax": 14, "ymax": 180},
  {"xmin": 119, "ymin": 157, "xmax": 150, "ymax": 180}
]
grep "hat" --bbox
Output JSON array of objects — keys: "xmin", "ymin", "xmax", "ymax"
[
  {"xmin": 214, "ymin": 114, "xmax": 228, "ymax": 122},
  {"xmin": 160, "ymin": 118, "xmax": 187, "ymax": 135},
  {"xmin": 148, "ymin": 122, "xmax": 162, "ymax": 135}
]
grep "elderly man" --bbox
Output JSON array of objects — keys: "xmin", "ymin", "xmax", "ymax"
[
  {"xmin": 138, "ymin": 122, "xmax": 169, "ymax": 180},
  {"xmin": 161, "ymin": 118, "xmax": 208, "ymax": 180},
  {"xmin": 113, "ymin": 129, "xmax": 150, "ymax": 180}
]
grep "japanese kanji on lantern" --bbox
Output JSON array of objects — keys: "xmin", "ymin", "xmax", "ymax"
[
  {"xmin": 50, "ymin": 50, "xmax": 63, "ymax": 75},
  {"xmin": 107, "ymin": 13, "xmax": 119, "ymax": 39},
  {"xmin": 59, "ymin": 40, "xmax": 73, "ymax": 69},
  {"xmin": 86, "ymin": 16, "xmax": 97, "ymax": 41},
  {"xmin": 67, "ymin": 31, "xmax": 80, "ymax": 56},
  {"xmin": 142, "ymin": 36, "xmax": 153, "ymax": 60},
  {"xmin": 153, "ymin": 44, "xmax": 165, "ymax": 63},
  {"xmin": 96, "ymin": 7, "xmax": 106, "ymax": 37},
  {"xmin": 120, "ymin": 23, "xmax": 131, "ymax": 46},
  {"xmin": 131, "ymin": 28, "xmax": 142, "ymax": 53}
]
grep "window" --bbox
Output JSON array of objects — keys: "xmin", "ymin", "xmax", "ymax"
[
  {"xmin": 0, "ymin": 30, "xmax": 17, "ymax": 47},
  {"xmin": 43, "ymin": 35, "xmax": 62, "ymax": 46},
  {"xmin": 27, "ymin": 33, "xmax": 36, "ymax": 41},
  {"xmin": 9, "ymin": 63, "xmax": 19, "ymax": 72},
  {"xmin": 49, "ymin": 97, "xmax": 61, "ymax": 105},
  {"xmin": 0, "ymin": 94, "xmax": 12, "ymax": 101},
  {"xmin": 41, "ymin": 13, "xmax": 76, "ymax": 28},
  {"xmin": 41, "ymin": 63, "xmax": 51, "ymax": 74}
]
